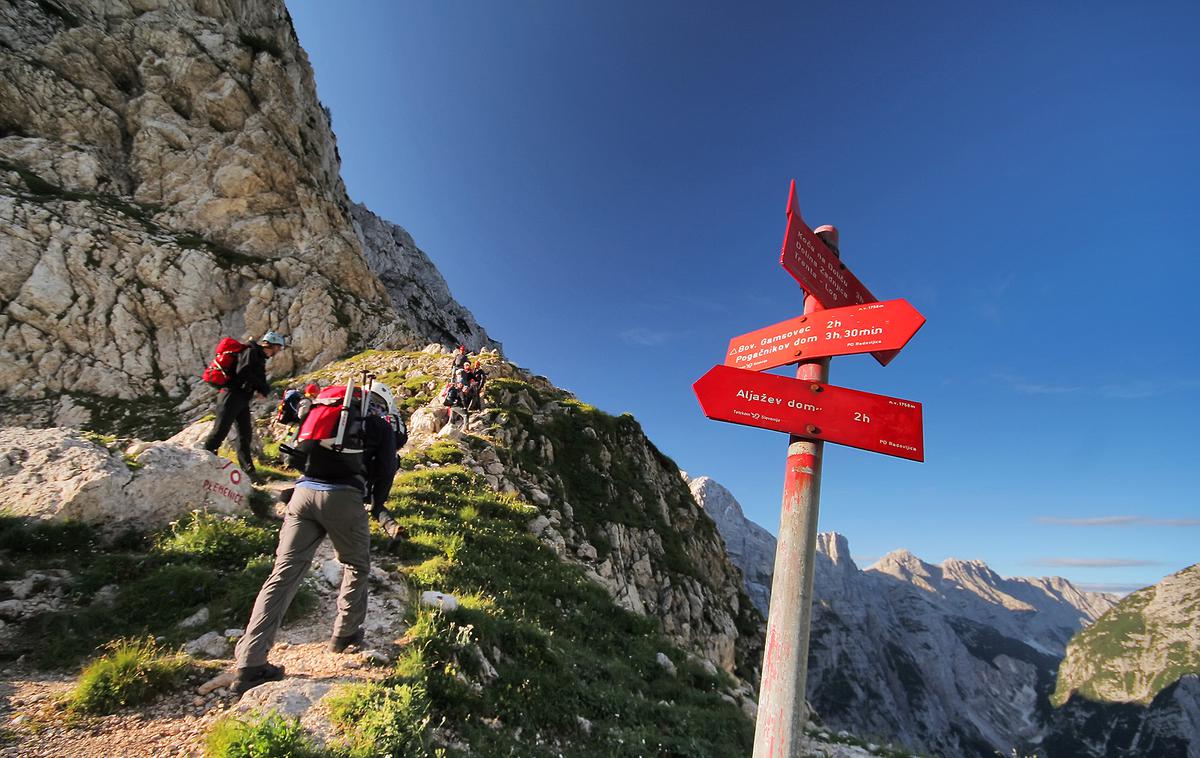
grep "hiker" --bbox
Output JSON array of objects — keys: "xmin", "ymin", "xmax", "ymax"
[
  {"xmin": 232, "ymin": 379, "xmax": 399, "ymax": 695},
  {"xmin": 462, "ymin": 361, "xmax": 487, "ymax": 413},
  {"xmin": 298, "ymin": 383, "xmax": 320, "ymax": 420},
  {"xmin": 275, "ymin": 383, "xmax": 321, "ymax": 447},
  {"xmin": 203, "ymin": 331, "xmax": 286, "ymax": 480},
  {"xmin": 359, "ymin": 382, "xmax": 407, "ymax": 548},
  {"xmin": 451, "ymin": 344, "xmax": 469, "ymax": 372}
]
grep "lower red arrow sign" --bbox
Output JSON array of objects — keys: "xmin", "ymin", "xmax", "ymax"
[
  {"xmin": 693, "ymin": 365, "xmax": 924, "ymax": 461},
  {"xmin": 725, "ymin": 299, "xmax": 925, "ymax": 372}
]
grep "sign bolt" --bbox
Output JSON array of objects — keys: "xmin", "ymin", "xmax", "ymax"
[
  {"xmin": 810, "ymin": 383, "xmax": 822, "ymax": 392},
  {"xmin": 806, "ymin": 424, "xmax": 820, "ymax": 435}
]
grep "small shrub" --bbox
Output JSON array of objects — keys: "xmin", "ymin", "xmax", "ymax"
[
  {"xmin": 205, "ymin": 710, "xmax": 322, "ymax": 758},
  {"xmin": 424, "ymin": 440, "xmax": 464, "ymax": 465},
  {"xmin": 156, "ymin": 511, "xmax": 277, "ymax": 568},
  {"xmin": 66, "ymin": 638, "xmax": 190, "ymax": 714},
  {"xmin": 327, "ymin": 681, "xmax": 432, "ymax": 757}
]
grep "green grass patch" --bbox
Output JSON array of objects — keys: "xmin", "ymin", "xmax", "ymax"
[
  {"xmin": 399, "ymin": 439, "xmax": 464, "ymax": 470},
  {"xmin": 66, "ymin": 637, "xmax": 191, "ymax": 715},
  {"xmin": 371, "ymin": 467, "xmax": 752, "ymax": 756},
  {"xmin": 0, "ymin": 514, "xmax": 97, "ymax": 554},
  {"xmin": 9, "ymin": 513, "xmax": 314, "ymax": 668},
  {"xmin": 156, "ymin": 511, "xmax": 278, "ymax": 568},
  {"xmin": 205, "ymin": 710, "xmax": 324, "ymax": 758},
  {"xmin": 71, "ymin": 392, "xmax": 182, "ymax": 441},
  {"xmin": 327, "ymin": 680, "xmax": 434, "ymax": 757}
]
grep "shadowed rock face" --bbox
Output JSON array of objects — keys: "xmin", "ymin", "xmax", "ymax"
[
  {"xmin": 685, "ymin": 474, "xmax": 775, "ymax": 614},
  {"xmin": 0, "ymin": 0, "xmax": 492, "ymax": 435},
  {"xmin": 350, "ymin": 202, "xmax": 498, "ymax": 355}
]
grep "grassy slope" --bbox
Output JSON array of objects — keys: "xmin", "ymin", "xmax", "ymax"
[{"xmin": 376, "ymin": 463, "xmax": 754, "ymax": 757}]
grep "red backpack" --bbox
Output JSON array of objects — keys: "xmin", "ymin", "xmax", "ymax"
[
  {"xmin": 283, "ymin": 384, "xmax": 368, "ymax": 479},
  {"xmin": 295, "ymin": 385, "xmax": 363, "ymax": 444},
  {"xmin": 202, "ymin": 337, "xmax": 247, "ymax": 387}
]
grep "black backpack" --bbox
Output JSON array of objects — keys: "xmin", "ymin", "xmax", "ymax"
[{"xmin": 276, "ymin": 389, "xmax": 304, "ymax": 425}]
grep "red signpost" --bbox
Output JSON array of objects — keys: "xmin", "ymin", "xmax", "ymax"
[
  {"xmin": 778, "ymin": 180, "xmax": 903, "ymax": 366},
  {"xmin": 779, "ymin": 181, "xmax": 874, "ymax": 310},
  {"xmin": 693, "ymin": 365, "xmax": 924, "ymax": 461},
  {"xmin": 724, "ymin": 299, "xmax": 926, "ymax": 372},
  {"xmin": 694, "ymin": 182, "xmax": 926, "ymax": 758}
]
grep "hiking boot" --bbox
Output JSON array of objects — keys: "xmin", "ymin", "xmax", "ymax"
[
  {"xmin": 245, "ymin": 468, "xmax": 265, "ymax": 485},
  {"xmin": 329, "ymin": 629, "xmax": 364, "ymax": 653},
  {"xmin": 232, "ymin": 662, "xmax": 285, "ymax": 695}
]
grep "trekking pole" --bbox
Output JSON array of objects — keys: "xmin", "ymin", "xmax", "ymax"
[{"xmin": 334, "ymin": 376, "xmax": 355, "ymax": 451}]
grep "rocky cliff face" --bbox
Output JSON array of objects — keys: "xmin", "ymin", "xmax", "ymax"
[
  {"xmin": 685, "ymin": 474, "xmax": 776, "ymax": 615},
  {"xmin": 0, "ymin": 0, "xmax": 491, "ymax": 437},
  {"xmin": 869, "ymin": 549, "xmax": 1116, "ymax": 658}
]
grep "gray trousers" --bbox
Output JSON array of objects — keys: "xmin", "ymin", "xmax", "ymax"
[{"xmin": 235, "ymin": 486, "xmax": 370, "ymax": 668}]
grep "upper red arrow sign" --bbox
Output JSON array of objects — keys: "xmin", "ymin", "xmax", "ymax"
[
  {"xmin": 693, "ymin": 364, "xmax": 924, "ymax": 461},
  {"xmin": 725, "ymin": 299, "xmax": 926, "ymax": 372},
  {"xmin": 779, "ymin": 180, "xmax": 876, "ymax": 310}
]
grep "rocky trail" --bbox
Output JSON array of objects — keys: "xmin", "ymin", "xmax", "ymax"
[{"xmin": 0, "ymin": 530, "xmax": 411, "ymax": 757}]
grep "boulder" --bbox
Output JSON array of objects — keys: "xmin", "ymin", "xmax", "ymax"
[
  {"xmin": 0, "ymin": 426, "xmax": 251, "ymax": 534},
  {"xmin": 185, "ymin": 631, "xmax": 231, "ymax": 659}
]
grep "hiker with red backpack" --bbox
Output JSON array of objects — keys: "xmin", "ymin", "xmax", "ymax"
[
  {"xmin": 202, "ymin": 331, "xmax": 286, "ymax": 482},
  {"xmin": 232, "ymin": 377, "xmax": 400, "ymax": 695}
]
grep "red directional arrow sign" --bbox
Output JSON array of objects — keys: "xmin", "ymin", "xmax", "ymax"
[
  {"xmin": 693, "ymin": 364, "xmax": 924, "ymax": 461},
  {"xmin": 780, "ymin": 180, "xmax": 876, "ymax": 310},
  {"xmin": 725, "ymin": 299, "xmax": 926, "ymax": 372}
]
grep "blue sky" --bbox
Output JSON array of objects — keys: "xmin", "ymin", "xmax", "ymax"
[{"xmin": 289, "ymin": 1, "xmax": 1199, "ymax": 595}]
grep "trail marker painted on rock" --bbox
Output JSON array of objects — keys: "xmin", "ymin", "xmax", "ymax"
[
  {"xmin": 724, "ymin": 298, "xmax": 926, "ymax": 372},
  {"xmin": 695, "ymin": 181, "xmax": 927, "ymax": 758},
  {"xmin": 693, "ymin": 364, "xmax": 924, "ymax": 461}
]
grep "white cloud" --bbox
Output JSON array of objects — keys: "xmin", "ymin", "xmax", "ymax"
[
  {"xmin": 1031, "ymin": 557, "xmax": 1161, "ymax": 568},
  {"xmin": 1075, "ymin": 582, "xmax": 1146, "ymax": 596},
  {"xmin": 1035, "ymin": 516, "xmax": 1200, "ymax": 527},
  {"xmin": 620, "ymin": 327, "xmax": 686, "ymax": 347}
]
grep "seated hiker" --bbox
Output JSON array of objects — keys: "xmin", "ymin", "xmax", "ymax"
[
  {"xmin": 275, "ymin": 382, "xmax": 321, "ymax": 448},
  {"xmin": 298, "ymin": 383, "xmax": 320, "ymax": 419},
  {"xmin": 232, "ymin": 378, "xmax": 398, "ymax": 695}
]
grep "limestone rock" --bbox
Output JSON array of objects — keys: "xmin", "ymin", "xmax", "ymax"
[
  {"xmin": 0, "ymin": 0, "xmax": 493, "ymax": 436},
  {"xmin": 178, "ymin": 607, "xmax": 210, "ymax": 630},
  {"xmin": 686, "ymin": 474, "xmax": 776, "ymax": 614},
  {"xmin": 655, "ymin": 652, "xmax": 677, "ymax": 676},
  {"xmin": 185, "ymin": 630, "xmax": 230, "ymax": 659},
  {"xmin": 351, "ymin": 203, "xmax": 498, "ymax": 353},
  {"xmin": 0, "ymin": 426, "xmax": 250, "ymax": 533}
]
